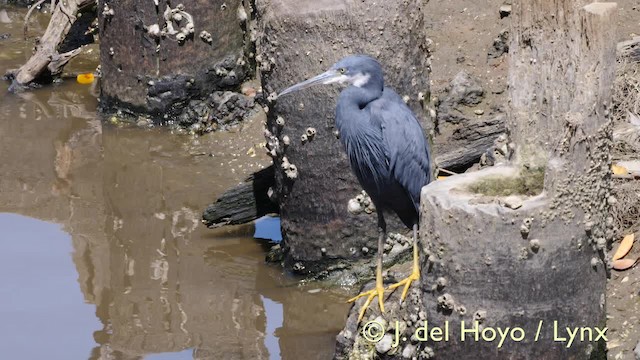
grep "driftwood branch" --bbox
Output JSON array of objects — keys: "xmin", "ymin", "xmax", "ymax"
[
  {"xmin": 435, "ymin": 114, "xmax": 506, "ymax": 170},
  {"xmin": 617, "ymin": 36, "xmax": 640, "ymax": 61},
  {"xmin": 7, "ymin": 0, "xmax": 95, "ymax": 91},
  {"xmin": 202, "ymin": 165, "xmax": 278, "ymax": 228},
  {"xmin": 48, "ymin": 47, "xmax": 82, "ymax": 75}
]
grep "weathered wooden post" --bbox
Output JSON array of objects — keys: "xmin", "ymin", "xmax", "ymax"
[
  {"xmin": 256, "ymin": 0, "xmax": 431, "ymax": 275},
  {"xmin": 98, "ymin": 0, "xmax": 253, "ymax": 124},
  {"xmin": 335, "ymin": 1, "xmax": 617, "ymax": 358},
  {"xmin": 414, "ymin": 1, "xmax": 617, "ymax": 358}
]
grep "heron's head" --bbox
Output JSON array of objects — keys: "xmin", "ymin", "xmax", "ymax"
[{"xmin": 279, "ymin": 55, "xmax": 383, "ymax": 96}]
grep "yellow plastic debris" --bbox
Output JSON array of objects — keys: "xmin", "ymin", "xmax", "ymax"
[{"xmin": 76, "ymin": 73, "xmax": 95, "ymax": 84}]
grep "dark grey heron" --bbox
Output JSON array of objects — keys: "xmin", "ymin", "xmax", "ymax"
[{"xmin": 279, "ymin": 55, "xmax": 433, "ymax": 321}]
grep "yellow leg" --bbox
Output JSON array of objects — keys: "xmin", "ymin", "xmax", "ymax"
[
  {"xmin": 347, "ymin": 256, "xmax": 386, "ymax": 321},
  {"xmin": 347, "ymin": 221, "xmax": 387, "ymax": 322},
  {"xmin": 387, "ymin": 224, "xmax": 420, "ymax": 302}
]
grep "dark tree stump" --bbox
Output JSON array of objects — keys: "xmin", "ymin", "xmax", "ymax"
[
  {"xmin": 98, "ymin": 0, "xmax": 252, "ymax": 120},
  {"xmin": 255, "ymin": 0, "xmax": 432, "ymax": 275}
]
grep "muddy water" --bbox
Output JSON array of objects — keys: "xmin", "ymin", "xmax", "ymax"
[{"xmin": 0, "ymin": 6, "xmax": 349, "ymax": 360}]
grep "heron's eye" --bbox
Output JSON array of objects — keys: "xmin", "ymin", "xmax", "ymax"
[{"xmin": 338, "ymin": 68, "xmax": 346, "ymax": 74}]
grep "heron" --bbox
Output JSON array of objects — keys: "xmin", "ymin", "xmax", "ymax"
[{"xmin": 279, "ymin": 55, "xmax": 433, "ymax": 321}]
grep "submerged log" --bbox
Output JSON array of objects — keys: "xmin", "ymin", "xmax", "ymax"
[
  {"xmin": 256, "ymin": 0, "xmax": 432, "ymax": 275},
  {"xmin": 202, "ymin": 165, "xmax": 278, "ymax": 228}
]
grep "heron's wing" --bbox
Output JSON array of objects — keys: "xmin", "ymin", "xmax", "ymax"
[{"xmin": 370, "ymin": 90, "xmax": 433, "ymax": 210}]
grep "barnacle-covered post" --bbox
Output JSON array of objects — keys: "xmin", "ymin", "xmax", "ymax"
[
  {"xmin": 98, "ymin": 0, "xmax": 254, "ymax": 126},
  {"xmin": 408, "ymin": 1, "xmax": 617, "ymax": 359},
  {"xmin": 255, "ymin": 0, "xmax": 432, "ymax": 275}
]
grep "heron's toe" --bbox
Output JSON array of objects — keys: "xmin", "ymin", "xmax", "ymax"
[
  {"xmin": 386, "ymin": 269, "xmax": 419, "ymax": 303},
  {"xmin": 347, "ymin": 284, "xmax": 387, "ymax": 322}
]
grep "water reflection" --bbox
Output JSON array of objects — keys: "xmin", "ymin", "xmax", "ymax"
[
  {"xmin": 0, "ymin": 213, "xmax": 102, "ymax": 360},
  {"xmin": 0, "ymin": 6, "xmax": 349, "ymax": 359}
]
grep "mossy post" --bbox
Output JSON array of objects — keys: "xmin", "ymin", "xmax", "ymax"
[
  {"xmin": 417, "ymin": 1, "xmax": 616, "ymax": 358},
  {"xmin": 256, "ymin": 0, "xmax": 431, "ymax": 275}
]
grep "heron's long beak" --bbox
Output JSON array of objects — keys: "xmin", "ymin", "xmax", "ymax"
[{"xmin": 279, "ymin": 70, "xmax": 340, "ymax": 97}]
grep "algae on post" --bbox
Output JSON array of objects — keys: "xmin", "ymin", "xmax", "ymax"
[{"xmin": 467, "ymin": 167, "xmax": 545, "ymax": 196}]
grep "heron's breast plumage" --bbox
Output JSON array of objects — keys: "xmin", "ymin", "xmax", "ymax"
[{"xmin": 335, "ymin": 85, "xmax": 431, "ymax": 228}]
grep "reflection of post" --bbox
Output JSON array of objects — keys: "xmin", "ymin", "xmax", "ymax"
[
  {"xmin": 0, "ymin": 88, "xmax": 107, "ymax": 287},
  {"xmin": 276, "ymin": 290, "xmax": 349, "ymax": 360},
  {"xmin": 0, "ymin": 88, "xmax": 114, "ymax": 357},
  {"xmin": 255, "ymin": 263, "xmax": 350, "ymax": 360},
  {"xmin": 0, "ymin": 88, "xmax": 98, "ymax": 220},
  {"xmin": 99, "ymin": 129, "xmax": 268, "ymax": 358}
]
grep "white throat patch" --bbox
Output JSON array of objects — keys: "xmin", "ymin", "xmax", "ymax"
[{"xmin": 351, "ymin": 73, "xmax": 370, "ymax": 87}]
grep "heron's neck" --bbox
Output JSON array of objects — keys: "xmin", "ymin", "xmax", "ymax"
[
  {"xmin": 335, "ymin": 83, "xmax": 383, "ymax": 141},
  {"xmin": 338, "ymin": 81, "xmax": 383, "ymax": 110}
]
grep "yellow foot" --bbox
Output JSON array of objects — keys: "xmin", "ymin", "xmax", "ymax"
[
  {"xmin": 386, "ymin": 269, "xmax": 419, "ymax": 303},
  {"xmin": 347, "ymin": 284, "xmax": 386, "ymax": 322}
]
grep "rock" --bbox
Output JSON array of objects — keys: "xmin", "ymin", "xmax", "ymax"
[
  {"xmin": 446, "ymin": 71, "xmax": 485, "ymax": 106},
  {"xmin": 176, "ymin": 91, "xmax": 257, "ymax": 132},
  {"xmin": 488, "ymin": 29, "xmax": 510, "ymax": 59},
  {"xmin": 474, "ymin": 109, "xmax": 484, "ymax": 115},
  {"xmin": 499, "ymin": 4, "xmax": 512, "ymax": 18},
  {"xmin": 375, "ymin": 333, "xmax": 393, "ymax": 354},
  {"xmin": 177, "ymin": 100, "xmax": 209, "ymax": 128},
  {"xmin": 502, "ymin": 195, "xmax": 523, "ymax": 209},
  {"xmin": 372, "ymin": 316, "xmax": 388, "ymax": 329},
  {"xmin": 266, "ymin": 244, "xmax": 284, "ymax": 263},
  {"xmin": 434, "ymin": 70, "xmax": 486, "ymax": 133},
  {"xmin": 617, "ymin": 36, "xmax": 640, "ymax": 61},
  {"xmin": 209, "ymin": 91, "xmax": 256, "ymax": 125},
  {"xmin": 402, "ymin": 343, "xmax": 417, "ymax": 358},
  {"xmin": 635, "ymin": 341, "xmax": 640, "ymax": 360},
  {"xmin": 613, "ymin": 122, "xmax": 640, "ymax": 154},
  {"xmin": 421, "ymin": 346, "xmax": 435, "ymax": 359}
]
